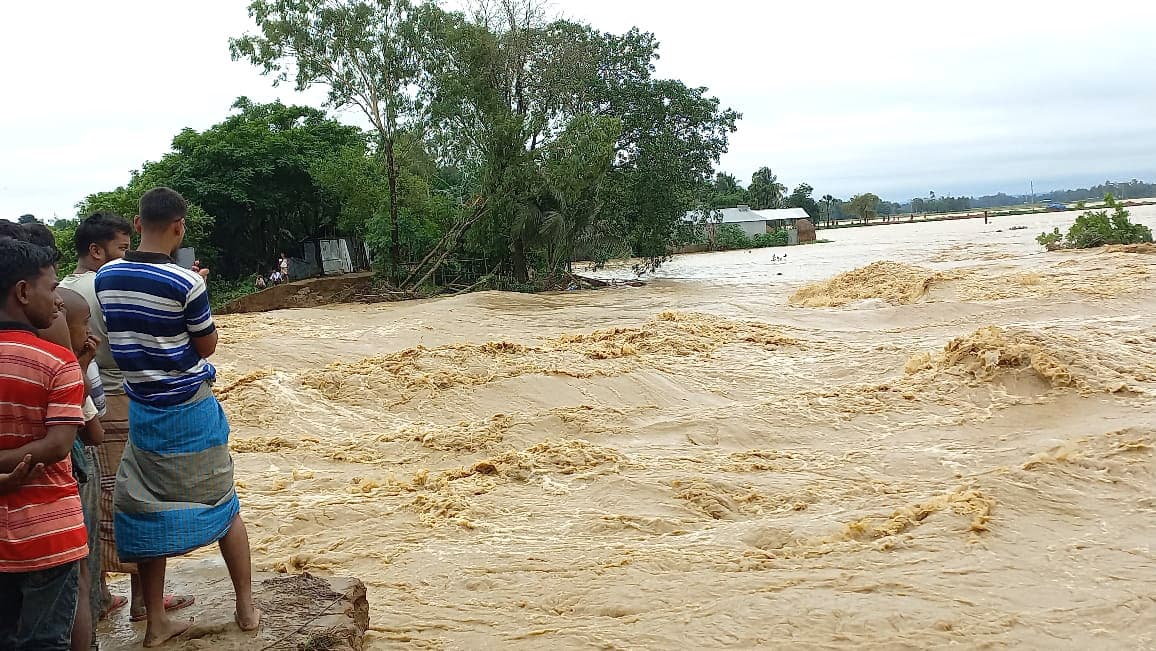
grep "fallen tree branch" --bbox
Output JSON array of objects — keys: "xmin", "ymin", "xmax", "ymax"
[
  {"xmin": 404, "ymin": 198, "xmax": 489, "ymax": 291},
  {"xmin": 401, "ymin": 195, "xmax": 488, "ymax": 290}
]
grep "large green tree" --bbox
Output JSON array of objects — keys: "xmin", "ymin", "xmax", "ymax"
[
  {"xmin": 81, "ymin": 99, "xmax": 364, "ymax": 277},
  {"xmin": 709, "ymin": 172, "xmax": 748, "ymax": 208},
  {"xmin": 77, "ymin": 180, "xmax": 216, "ymax": 266},
  {"xmin": 231, "ymin": 0, "xmax": 421, "ymax": 282},
  {"xmin": 748, "ymin": 167, "xmax": 786, "ymax": 210},
  {"xmin": 848, "ymin": 192, "xmax": 881, "ymax": 223},
  {"xmin": 601, "ymin": 78, "xmax": 738, "ymax": 271},
  {"xmin": 417, "ymin": 3, "xmax": 737, "ymax": 277},
  {"xmin": 785, "ymin": 183, "xmax": 820, "ymax": 220},
  {"xmin": 166, "ymin": 99, "xmax": 364, "ymax": 276}
]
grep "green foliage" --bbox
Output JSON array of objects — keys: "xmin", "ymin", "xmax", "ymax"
[
  {"xmin": 909, "ymin": 194, "xmax": 970, "ymax": 213},
  {"xmin": 1035, "ymin": 228, "xmax": 1058, "ymax": 249},
  {"xmin": 79, "ymin": 99, "xmax": 359, "ymax": 277},
  {"xmin": 207, "ymin": 277, "xmax": 260, "ymax": 312},
  {"xmin": 1037, "ymin": 194, "xmax": 1153, "ymax": 250},
  {"xmin": 819, "ymin": 194, "xmax": 841, "ymax": 223},
  {"xmin": 78, "ymin": 2, "xmax": 739, "ymax": 294},
  {"xmin": 1032, "ymin": 179, "xmax": 1156, "ymax": 203},
  {"xmin": 605, "ymin": 79, "xmax": 739, "ymax": 272},
  {"xmin": 416, "ymin": 5, "xmax": 737, "ymax": 277},
  {"xmin": 752, "ymin": 229, "xmax": 788, "ymax": 247},
  {"xmin": 1065, "ymin": 195, "xmax": 1153, "ymax": 248},
  {"xmin": 711, "ymin": 225, "xmax": 788, "ymax": 251},
  {"xmin": 748, "ymin": 167, "xmax": 786, "ymax": 210},
  {"xmin": 848, "ymin": 193, "xmax": 881, "ymax": 222},
  {"xmin": 48, "ymin": 220, "xmax": 79, "ymax": 276},
  {"xmin": 232, "ymin": 0, "xmax": 424, "ymax": 282},
  {"xmin": 785, "ymin": 183, "xmax": 820, "ymax": 220},
  {"xmin": 1035, "ymin": 228, "xmax": 1063, "ymax": 250},
  {"xmin": 708, "ymin": 172, "xmax": 748, "ymax": 208},
  {"xmin": 672, "ymin": 220, "xmax": 708, "ymax": 247},
  {"xmin": 714, "ymin": 224, "xmax": 751, "ymax": 250}
]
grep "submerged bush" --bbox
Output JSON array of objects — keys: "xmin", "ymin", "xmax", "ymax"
[
  {"xmin": 752, "ymin": 229, "xmax": 789, "ymax": 247},
  {"xmin": 715, "ymin": 223, "xmax": 753, "ymax": 250},
  {"xmin": 1038, "ymin": 194, "xmax": 1153, "ymax": 250},
  {"xmin": 1036, "ymin": 228, "xmax": 1063, "ymax": 251}
]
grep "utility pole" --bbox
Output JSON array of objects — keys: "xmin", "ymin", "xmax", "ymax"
[{"xmin": 1030, "ymin": 181, "xmax": 1035, "ymax": 204}]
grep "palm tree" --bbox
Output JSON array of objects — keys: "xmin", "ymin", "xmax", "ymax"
[
  {"xmin": 749, "ymin": 167, "xmax": 787, "ymax": 210},
  {"xmin": 821, "ymin": 194, "xmax": 836, "ymax": 227},
  {"xmin": 714, "ymin": 172, "xmax": 741, "ymax": 196}
]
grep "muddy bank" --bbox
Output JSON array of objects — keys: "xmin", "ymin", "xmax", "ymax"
[
  {"xmin": 178, "ymin": 215, "xmax": 1156, "ymax": 649},
  {"xmin": 100, "ymin": 569, "xmax": 368, "ymax": 650},
  {"xmin": 219, "ymin": 272, "xmax": 375, "ymax": 314}
]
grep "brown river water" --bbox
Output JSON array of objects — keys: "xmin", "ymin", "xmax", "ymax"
[{"xmin": 118, "ymin": 208, "xmax": 1156, "ymax": 648}]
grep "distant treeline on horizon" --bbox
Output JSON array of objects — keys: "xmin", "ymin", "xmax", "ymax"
[
  {"xmin": 966, "ymin": 179, "xmax": 1156, "ymax": 208},
  {"xmin": 706, "ymin": 172, "xmax": 1156, "ymax": 224}
]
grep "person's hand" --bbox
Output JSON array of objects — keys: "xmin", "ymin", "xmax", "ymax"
[
  {"xmin": 198, "ymin": 267, "xmax": 211, "ymax": 280},
  {"xmin": 0, "ymin": 455, "xmax": 45, "ymax": 493},
  {"xmin": 77, "ymin": 334, "xmax": 101, "ymax": 369}
]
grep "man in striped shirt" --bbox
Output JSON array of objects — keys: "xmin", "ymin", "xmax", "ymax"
[
  {"xmin": 61, "ymin": 211, "xmax": 195, "ymax": 622},
  {"xmin": 0, "ymin": 238, "xmax": 89, "ymax": 650},
  {"xmin": 96, "ymin": 187, "xmax": 259, "ymax": 647}
]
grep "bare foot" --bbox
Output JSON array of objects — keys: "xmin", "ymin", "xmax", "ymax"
[
  {"xmin": 143, "ymin": 617, "xmax": 193, "ymax": 648},
  {"xmin": 235, "ymin": 607, "xmax": 262, "ymax": 632}
]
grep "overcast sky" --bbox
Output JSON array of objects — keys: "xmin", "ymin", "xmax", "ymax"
[{"xmin": 3, "ymin": 0, "xmax": 1155, "ymax": 220}]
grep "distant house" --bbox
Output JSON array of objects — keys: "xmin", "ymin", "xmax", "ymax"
[
  {"xmin": 684, "ymin": 205, "xmax": 812, "ymax": 237},
  {"xmin": 756, "ymin": 207, "xmax": 812, "ymax": 230},
  {"xmin": 295, "ymin": 228, "xmax": 372, "ymax": 278}
]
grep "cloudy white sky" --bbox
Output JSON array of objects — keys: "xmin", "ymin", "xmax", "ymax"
[{"xmin": 3, "ymin": 0, "xmax": 1155, "ymax": 220}]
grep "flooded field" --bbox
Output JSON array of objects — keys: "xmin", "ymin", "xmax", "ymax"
[{"xmin": 142, "ymin": 208, "xmax": 1156, "ymax": 648}]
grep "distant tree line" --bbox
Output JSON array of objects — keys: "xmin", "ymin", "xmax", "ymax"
[{"xmin": 701, "ymin": 172, "xmax": 1156, "ymax": 228}]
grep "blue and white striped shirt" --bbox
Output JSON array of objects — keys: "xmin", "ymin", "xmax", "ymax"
[{"xmin": 95, "ymin": 251, "xmax": 216, "ymax": 407}]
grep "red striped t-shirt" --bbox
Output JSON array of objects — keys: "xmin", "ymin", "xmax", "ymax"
[{"xmin": 0, "ymin": 323, "xmax": 89, "ymax": 572}]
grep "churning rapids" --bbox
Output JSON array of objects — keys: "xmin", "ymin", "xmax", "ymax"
[{"xmin": 117, "ymin": 208, "xmax": 1156, "ymax": 649}]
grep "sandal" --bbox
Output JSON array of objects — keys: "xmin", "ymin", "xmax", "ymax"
[
  {"xmin": 101, "ymin": 594, "xmax": 128, "ymax": 620},
  {"xmin": 128, "ymin": 594, "xmax": 196, "ymax": 622}
]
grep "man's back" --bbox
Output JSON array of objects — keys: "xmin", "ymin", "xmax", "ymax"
[
  {"xmin": 95, "ymin": 252, "xmax": 216, "ymax": 407},
  {"xmin": 0, "ymin": 326, "xmax": 88, "ymax": 572}
]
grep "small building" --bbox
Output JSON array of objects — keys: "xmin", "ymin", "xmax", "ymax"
[
  {"xmin": 296, "ymin": 228, "xmax": 372, "ymax": 278},
  {"xmin": 755, "ymin": 207, "xmax": 811, "ymax": 231},
  {"xmin": 302, "ymin": 237, "xmax": 371, "ymax": 277},
  {"xmin": 683, "ymin": 205, "xmax": 812, "ymax": 237}
]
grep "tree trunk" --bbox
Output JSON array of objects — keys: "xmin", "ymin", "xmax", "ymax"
[
  {"xmin": 385, "ymin": 136, "xmax": 402, "ymax": 285},
  {"xmin": 512, "ymin": 238, "xmax": 529, "ymax": 283}
]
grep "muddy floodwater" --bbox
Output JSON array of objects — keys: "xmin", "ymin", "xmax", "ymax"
[{"xmin": 160, "ymin": 209, "xmax": 1156, "ymax": 648}]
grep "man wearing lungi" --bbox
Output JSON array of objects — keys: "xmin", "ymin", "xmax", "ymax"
[
  {"xmin": 61, "ymin": 211, "xmax": 195, "ymax": 623},
  {"xmin": 96, "ymin": 188, "xmax": 260, "ymax": 647}
]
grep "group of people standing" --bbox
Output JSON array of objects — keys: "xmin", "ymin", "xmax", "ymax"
[
  {"xmin": 0, "ymin": 188, "xmax": 260, "ymax": 649},
  {"xmin": 254, "ymin": 254, "xmax": 290, "ymax": 290}
]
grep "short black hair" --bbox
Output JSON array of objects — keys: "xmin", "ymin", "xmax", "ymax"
[
  {"xmin": 75, "ymin": 211, "xmax": 133, "ymax": 256},
  {"xmin": 22, "ymin": 223, "xmax": 61, "ymax": 265},
  {"xmin": 0, "ymin": 238, "xmax": 57, "ymax": 298},
  {"xmin": 0, "ymin": 220, "xmax": 30, "ymax": 242},
  {"xmin": 23, "ymin": 222, "xmax": 56, "ymax": 249},
  {"xmin": 139, "ymin": 187, "xmax": 188, "ymax": 226}
]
